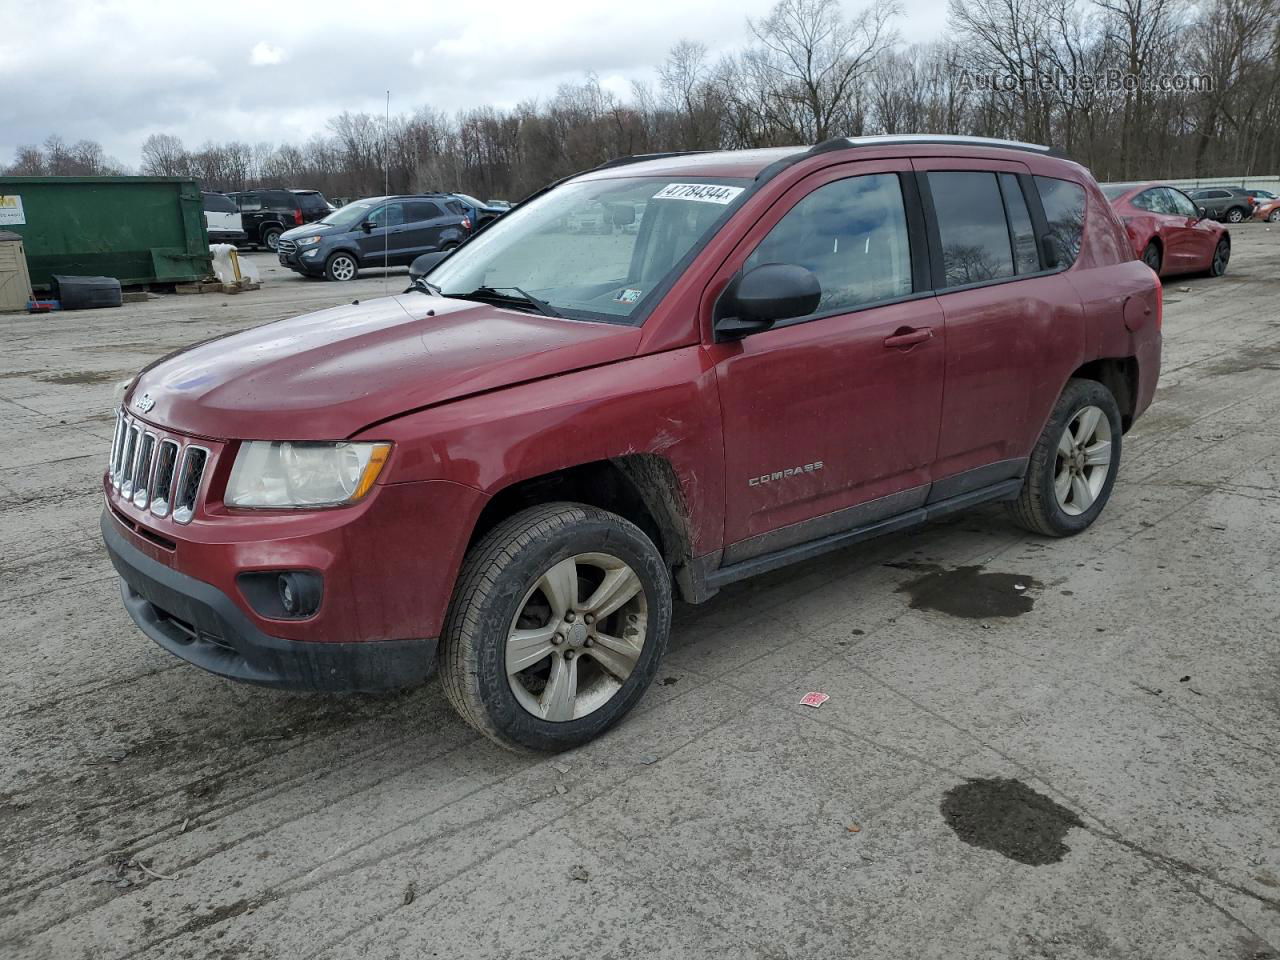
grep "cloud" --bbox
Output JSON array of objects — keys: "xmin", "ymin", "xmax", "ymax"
[
  {"xmin": 249, "ymin": 41, "xmax": 286, "ymax": 66},
  {"xmin": 1, "ymin": 0, "xmax": 949, "ymax": 167}
]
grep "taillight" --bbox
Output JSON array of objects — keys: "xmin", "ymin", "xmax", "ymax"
[
  {"xmin": 462, "ymin": 217, "xmax": 472, "ymax": 231},
  {"xmin": 1155, "ymin": 285, "xmax": 1163, "ymax": 331},
  {"xmin": 294, "ymin": 209, "xmax": 304, "ymax": 225}
]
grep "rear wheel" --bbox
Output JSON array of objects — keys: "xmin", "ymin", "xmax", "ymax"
[
  {"xmin": 1268, "ymin": 208, "xmax": 1279, "ymax": 223},
  {"xmin": 1006, "ymin": 379, "xmax": 1122, "ymax": 537},
  {"xmin": 439, "ymin": 503, "xmax": 671, "ymax": 752},
  {"xmin": 1226, "ymin": 207, "xmax": 1246, "ymax": 223},
  {"xmin": 1209, "ymin": 238, "xmax": 1230, "ymax": 277},
  {"xmin": 1141, "ymin": 242, "xmax": 1162, "ymax": 274},
  {"xmin": 324, "ymin": 252, "xmax": 358, "ymax": 282},
  {"xmin": 262, "ymin": 227, "xmax": 283, "ymax": 251}
]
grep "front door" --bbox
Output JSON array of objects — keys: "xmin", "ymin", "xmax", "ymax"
[
  {"xmin": 356, "ymin": 200, "xmax": 407, "ymax": 265},
  {"xmin": 706, "ymin": 164, "xmax": 945, "ymax": 563}
]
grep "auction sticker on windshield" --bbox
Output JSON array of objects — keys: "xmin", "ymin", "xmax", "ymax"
[{"xmin": 652, "ymin": 183, "xmax": 745, "ymax": 205}]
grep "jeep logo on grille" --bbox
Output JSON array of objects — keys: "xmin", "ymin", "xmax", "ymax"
[{"xmin": 134, "ymin": 393, "xmax": 156, "ymax": 414}]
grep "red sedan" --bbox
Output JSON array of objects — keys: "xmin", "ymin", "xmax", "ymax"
[{"xmin": 1102, "ymin": 182, "xmax": 1230, "ymax": 278}]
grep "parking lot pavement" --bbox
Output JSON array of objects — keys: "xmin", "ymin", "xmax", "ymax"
[{"xmin": 1, "ymin": 235, "xmax": 1278, "ymax": 959}]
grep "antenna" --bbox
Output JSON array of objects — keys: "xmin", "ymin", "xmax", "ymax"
[{"xmin": 383, "ymin": 89, "xmax": 390, "ymax": 297}]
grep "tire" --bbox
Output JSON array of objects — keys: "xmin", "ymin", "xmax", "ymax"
[
  {"xmin": 1141, "ymin": 242, "xmax": 1162, "ymax": 274},
  {"xmin": 262, "ymin": 227, "xmax": 283, "ymax": 251},
  {"xmin": 439, "ymin": 502, "xmax": 672, "ymax": 753},
  {"xmin": 324, "ymin": 251, "xmax": 358, "ymax": 282},
  {"xmin": 1226, "ymin": 207, "xmax": 1245, "ymax": 223},
  {"xmin": 1006, "ymin": 378, "xmax": 1122, "ymax": 538},
  {"xmin": 1268, "ymin": 209, "xmax": 1279, "ymax": 223},
  {"xmin": 1209, "ymin": 237, "xmax": 1230, "ymax": 277}
]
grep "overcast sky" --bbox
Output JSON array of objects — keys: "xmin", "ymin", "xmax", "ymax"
[{"xmin": 1, "ymin": 0, "xmax": 950, "ymax": 167}]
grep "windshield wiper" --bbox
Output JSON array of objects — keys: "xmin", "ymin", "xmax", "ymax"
[{"xmin": 451, "ymin": 285, "xmax": 562, "ymax": 318}]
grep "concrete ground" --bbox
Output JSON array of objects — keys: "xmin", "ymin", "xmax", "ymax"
[{"xmin": 2, "ymin": 232, "xmax": 1279, "ymax": 960}]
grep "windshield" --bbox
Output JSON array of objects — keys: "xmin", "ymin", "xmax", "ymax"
[
  {"xmin": 320, "ymin": 198, "xmax": 381, "ymax": 229},
  {"xmin": 428, "ymin": 176, "xmax": 750, "ymax": 323}
]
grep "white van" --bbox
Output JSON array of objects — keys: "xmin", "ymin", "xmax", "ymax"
[{"xmin": 202, "ymin": 192, "xmax": 246, "ymax": 245}]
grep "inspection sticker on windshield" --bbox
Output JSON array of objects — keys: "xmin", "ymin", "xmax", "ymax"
[
  {"xmin": 652, "ymin": 183, "xmax": 744, "ymax": 205},
  {"xmin": 614, "ymin": 288, "xmax": 643, "ymax": 304}
]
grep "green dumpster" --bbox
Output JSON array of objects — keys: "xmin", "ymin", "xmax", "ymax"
[{"xmin": 0, "ymin": 176, "xmax": 212, "ymax": 290}]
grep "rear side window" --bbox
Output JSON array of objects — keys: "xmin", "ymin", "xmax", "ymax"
[
  {"xmin": 202, "ymin": 193, "xmax": 237, "ymax": 213},
  {"xmin": 745, "ymin": 173, "xmax": 913, "ymax": 317},
  {"xmin": 444, "ymin": 200, "xmax": 467, "ymax": 216},
  {"xmin": 928, "ymin": 171, "xmax": 1014, "ymax": 287},
  {"xmin": 296, "ymin": 192, "xmax": 329, "ymax": 216},
  {"xmin": 237, "ymin": 193, "xmax": 262, "ymax": 211},
  {"xmin": 403, "ymin": 200, "xmax": 442, "ymax": 222},
  {"xmin": 264, "ymin": 190, "xmax": 296, "ymax": 210},
  {"xmin": 1035, "ymin": 177, "xmax": 1086, "ymax": 268},
  {"xmin": 998, "ymin": 174, "xmax": 1039, "ymax": 275}
]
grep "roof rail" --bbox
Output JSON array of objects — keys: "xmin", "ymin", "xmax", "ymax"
[
  {"xmin": 810, "ymin": 134, "xmax": 1067, "ymax": 159},
  {"xmin": 592, "ymin": 150, "xmax": 713, "ymax": 172}
]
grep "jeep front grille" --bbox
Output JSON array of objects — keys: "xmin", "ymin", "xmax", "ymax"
[
  {"xmin": 173, "ymin": 446, "xmax": 208, "ymax": 524},
  {"xmin": 107, "ymin": 411, "xmax": 210, "ymax": 524},
  {"xmin": 150, "ymin": 440, "xmax": 179, "ymax": 517},
  {"xmin": 131, "ymin": 433, "xmax": 156, "ymax": 507}
]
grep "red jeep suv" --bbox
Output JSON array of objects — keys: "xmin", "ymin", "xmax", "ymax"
[{"xmin": 102, "ymin": 136, "xmax": 1162, "ymax": 752}]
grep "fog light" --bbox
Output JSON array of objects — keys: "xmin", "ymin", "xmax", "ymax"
[
  {"xmin": 238, "ymin": 570, "xmax": 323, "ymax": 619},
  {"xmin": 279, "ymin": 574, "xmax": 298, "ymax": 614}
]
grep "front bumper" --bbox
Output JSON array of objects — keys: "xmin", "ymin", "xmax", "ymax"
[
  {"xmin": 278, "ymin": 246, "xmax": 325, "ymax": 274},
  {"xmin": 102, "ymin": 510, "xmax": 436, "ymax": 692}
]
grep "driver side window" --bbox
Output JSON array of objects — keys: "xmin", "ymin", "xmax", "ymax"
[
  {"xmin": 1168, "ymin": 189, "xmax": 1198, "ymax": 218},
  {"xmin": 368, "ymin": 202, "xmax": 405, "ymax": 229},
  {"xmin": 744, "ymin": 173, "xmax": 912, "ymax": 320}
]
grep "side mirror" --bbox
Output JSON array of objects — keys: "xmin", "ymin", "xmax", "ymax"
[
  {"xmin": 409, "ymin": 250, "xmax": 449, "ymax": 279},
  {"xmin": 1040, "ymin": 234, "xmax": 1061, "ymax": 269},
  {"xmin": 1196, "ymin": 206, "xmax": 1207, "ymax": 220},
  {"xmin": 714, "ymin": 263, "xmax": 821, "ymax": 340},
  {"xmin": 360, "ymin": 220, "xmax": 375, "ymax": 234}
]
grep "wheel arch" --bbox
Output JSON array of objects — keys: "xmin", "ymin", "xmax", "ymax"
[
  {"xmin": 466, "ymin": 455, "xmax": 698, "ymax": 600},
  {"xmin": 1071, "ymin": 356, "xmax": 1139, "ymax": 431}
]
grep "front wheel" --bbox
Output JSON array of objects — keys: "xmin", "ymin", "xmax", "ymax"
[
  {"xmin": 1006, "ymin": 378, "xmax": 1122, "ymax": 537},
  {"xmin": 439, "ymin": 503, "xmax": 672, "ymax": 752},
  {"xmin": 1268, "ymin": 208, "xmax": 1280, "ymax": 223},
  {"xmin": 324, "ymin": 251, "xmax": 358, "ymax": 282},
  {"xmin": 1209, "ymin": 238, "xmax": 1230, "ymax": 277}
]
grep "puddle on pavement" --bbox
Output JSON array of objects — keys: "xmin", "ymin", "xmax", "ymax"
[
  {"xmin": 889, "ymin": 562, "xmax": 1041, "ymax": 618},
  {"xmin": 941, "ymin": 778, "xmax": 1083, "ymax": 865}
]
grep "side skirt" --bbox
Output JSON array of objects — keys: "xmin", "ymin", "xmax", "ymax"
[{"xmin": 699, "ymin": 478, "xmax": 1024, "ymax": 594}]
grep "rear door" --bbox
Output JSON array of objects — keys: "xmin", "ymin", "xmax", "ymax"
[
  {"xmin": 707, "ymin": 161, "xmax": 946, "ymax": 560},
  {"xmin": 400, "ymin": 199, "xmax": 445, "ymax": 259},
  {"xmin": 914, "ymin": 160, "xmax": 1085, "ymax": 494}
]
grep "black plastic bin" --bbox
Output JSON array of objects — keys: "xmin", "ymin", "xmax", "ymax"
[{"xmin": 53, "ymin": 274, "xmax": 123, "ymax": 310}]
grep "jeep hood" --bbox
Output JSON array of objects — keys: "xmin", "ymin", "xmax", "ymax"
[{"xmin": 128, "ymin": 295, "xmax": 641, "ymax": 440}]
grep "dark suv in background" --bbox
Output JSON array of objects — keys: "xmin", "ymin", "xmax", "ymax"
[
  {"xmin": 229, "ymin": 188, "xmax": 331, "ymax": 250},
  {"xmin": 1188, "ymin": 187, "xmax": 1255, "ymax": 223},
  {"xmin": 276, "ymin": 194, "xmax": 472, "ymax": 281}
]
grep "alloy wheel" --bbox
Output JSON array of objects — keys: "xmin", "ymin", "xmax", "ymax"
[
  {"xmin": 329, "ymin": 255, "xmax": 356, "ymax": 281},
  {"xmin": 1213, "ymin": 241, "xmax": 1229, "ymax": 275},
  {"xmin": 1228, "ymin": 209, "xmax": 1243, "ymax": 223},
  {"xmin": 1054, "ymin": 405, "xmax": 1112, "ymax": 516},
  {"xmin": 506, "ymin": 552, "xmax": 648, "ymax": 722}
]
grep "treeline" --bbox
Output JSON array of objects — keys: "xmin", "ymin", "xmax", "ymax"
[{"xmin": 7, "ymin": 0, "xmax": 1279, "ymax": 201}]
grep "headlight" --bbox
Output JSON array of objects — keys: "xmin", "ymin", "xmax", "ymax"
[
  {"xmin": 295, "ymin": 235, "xmax": 323, "ymax": 246},
  {"xmin": 226, "ymin": 441, "xmax": 392, "ymax": 508}
]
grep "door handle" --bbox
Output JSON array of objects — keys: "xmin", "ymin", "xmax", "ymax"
[{"xmin": 883, "ymin": 326, "xmax": 933, "ymax": 349}]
